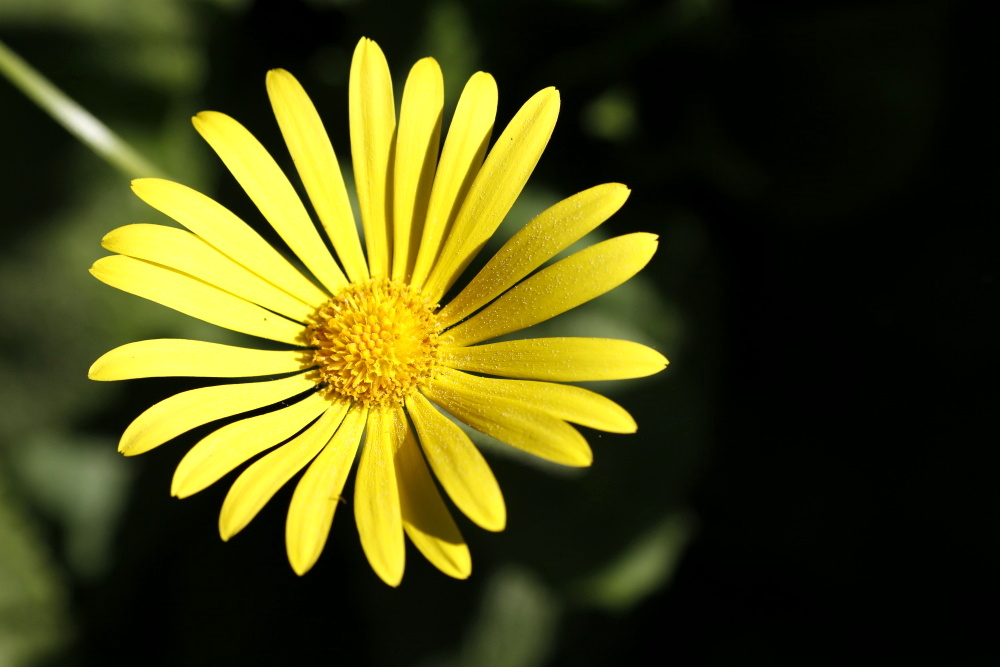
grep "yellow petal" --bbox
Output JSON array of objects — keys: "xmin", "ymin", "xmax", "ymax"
[
  {"xmin": 392, "ymin": 57, "xmax": 443, "ymax": 282},
  {"xmin": 285, "ymin": 404, "xmax": 368, "ymax": 575},
  {"xmin": 131, "ymin": 178, "xmax": 328, "ymax": 308},
  {"xmin": 119, "ymin": 373, "xmax": 316, "ymax": 456},
  {"xmin": 349, "ymin": 37, "xmax": 395, "ymax": 278},
  {"xmin": 89, "ymin": 339, "xmax": 307, "ymax": 381},
  {"xmin": 446, "ymin": 232, "xmax": 658, "ymax": 347},
  {"xmin": 437, "ymin": 368, "xmax": 635, "ymax": 434},
  {"xmin": 267, "ymin": 69, "xmax": 369, "ymax": 284},
  {"xmin": 355, "ymin": 404, "xmax": 406, "ymax": 586},
  {"xmin": 90, "ymin": 255, "xmax": 305, "ymax": 345},
  {"xmin": 424, "ymin": 375, "xmax": 592, "ymax": 467},
  {"xmin": 397, "ymin": 426, "xmax": 471, "ymax": 580},
  {"xmin": 406, "ymin": 391, "xmax": 505, "ymax": 531},
  {"xmin": 439, "ymin": 183, "xmax": 631, "ymax": 326},
  {"xmin": 219, "ymin": 400, "xmax": 350, "ymax": 541},
  {"xmin": 423, "ymin": 87, "xmax": 561, "ymax": 301},
  {"xmin": 102, "ymin": 224, "xmax": 315, "ymax": 322},
  {"xmin": 171, "ymin": 392, "xmax": 330, "ymax": 498},
  {"xmin": 192, "ymin": 110, "xmax": 348, "ymax": 293},
  {"xmin": 409, "ymin": 72, "xmax": 497, "ymax": 290},
  {"xmin": 440, "ymin": 337, "xmax": 668, "ymax": 382}
]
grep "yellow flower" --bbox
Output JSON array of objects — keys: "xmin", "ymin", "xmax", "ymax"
[{"xmin": 88, "ymin": 37, "xmax": 667, "ymax": 586}]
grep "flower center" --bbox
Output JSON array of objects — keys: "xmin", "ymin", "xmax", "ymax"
[{"xmin": 308, "ymin": 279, "xmax": 441, "ymax": 406}]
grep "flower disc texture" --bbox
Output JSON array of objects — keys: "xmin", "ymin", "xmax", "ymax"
[{"xmin": 89, "ymin": 37, "xmax": 668, "ymax": 586}]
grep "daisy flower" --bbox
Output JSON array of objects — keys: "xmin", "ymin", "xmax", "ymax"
[{"xmin": 88, "ymin": 37, "xmax": 667, "ymax": 586}]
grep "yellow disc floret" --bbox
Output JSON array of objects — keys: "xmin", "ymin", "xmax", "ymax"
[{"xmin": 309, "ymin": 279, "xmax": 441, "ymax": 406}]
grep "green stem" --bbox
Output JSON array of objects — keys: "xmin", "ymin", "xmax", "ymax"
[{"xmin": 0, "ymin": 39, "xmax": 166, "ymax": 179}]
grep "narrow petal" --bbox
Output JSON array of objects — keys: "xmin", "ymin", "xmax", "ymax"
[
  {"xmin": 410, "ymin": 72, "xmax": 498, "ymax": 290},
  {"xmin": 349, "ymin": 37, "xmax": 396, "ymax": 278},
  {"xmin": 439, "ymin": 183, "xmax": 630, "ymax": 326},
  {"xmin": 392, "ymin": 57, "xmax": 443, "ymax": 282},
  {"xmin": 437, "ymin": 368, "xmax": 636, "ymax": 434},
  {"xmin": 131, "ymin": 178, "xmax": 328, "ymax": 308},
  {"xmin": 102, "ymin": 224, "xmax": 315, "ymax": 322},
  {"xmin": 397, "ymin": 426, "xmax": 471, "ymax": 580},
  {"xmin": 219, "ymin": 400, "xmax": 350, "ymax": 541},
  {"xmin": 446, "ymin": 232, "xmax": 659, "ymax": 347},
  {"xmin": 89, "ymin": 339, "xmax": 308, "ymax": 381},
  {"xmin": 192, "ymin": 110, "xmax": 348, "ymax": 293},
  {"xmin": 423, "ymin": 87, "xmax": 561, "ymax": 301},
  {"xmin": 285, "ymin": 404, "xmax": 368, "ymax": 575},
  {"xmin": 406, "ymin": 391, "xmax": 505, "ymax": 531},
  {"xmin": 90, "ymin": 255, "xmax": 305, "ymax": 345},
  {"xmin": 267, "ymin": 69, "xmax": 369, "ymax": 283},
  {"xmin": 171, "ymin": 392, "xmax": 330, "ymax": 498},
  {"xmin": 119, "ymin": 373, "xmax": 316, "ymax": 456},
  {"xmin": 424, "ymin": 375, "xmax": 592, "ymax": 467},
  {"xmin": 439, "ymin": 337, "xmax": 668, "ymax": 382},
  {"xmin": 355, "ymin": 404, "xmax": 406, "ymax": 586}
]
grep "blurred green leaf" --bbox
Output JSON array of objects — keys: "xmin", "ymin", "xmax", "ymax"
[
  {"xmin": 574, "ymin": 511, "xmax": 696, "ymax": 612},
  {"xmin": 0, "ymin": 462, "xmax": 71, "ymax": 667}
]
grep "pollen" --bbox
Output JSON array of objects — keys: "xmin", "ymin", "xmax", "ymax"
[{"xmin": 308, "ymin": 279, "xmax": 441, "ymax": 406}]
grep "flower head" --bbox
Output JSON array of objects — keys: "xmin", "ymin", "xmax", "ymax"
[{"xmin": 89, "ymin": 37, "xmax": 667, "ymax": 586}]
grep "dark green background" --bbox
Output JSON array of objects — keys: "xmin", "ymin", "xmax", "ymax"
[{"xmin": 1, "ymin": 0, "xmax": 994, "ymax": 664}]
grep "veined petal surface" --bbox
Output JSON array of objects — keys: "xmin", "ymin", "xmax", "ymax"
[
  {"xmin": 397, "ymin": 427, "xmax": 470, "ymax": 580},
  {"xmin": 193, "ymin": 111, "xmax": 348, "ymax": 293},
  {"xmin": 355, "ymin": 405, "xmax": 406, "ymax": 586},
  {"xmin": 349, "ymin": 37, "xmax": 396, "ymax": 278},
  {"xmin": 410, "ymin": 72, "xmax": 497, "ymax": 289},
  {"xmin": 440, "ymin": 337, "xmax": 668, "ymax": 382},
  {"xmin": 424, "ymin": 375, "xmax": 592, "ymax": 467},
  {"xmin": 118, "ymin": 373, "xmax": 316, "ymax": 456},
  {"xmin": 131, "ymin": 178, "xmax": 328, "ymax": 307},
  {"xmin": 286, "ymin": 404, "xmax": 368, "ymax": 575},
  {"xmin": 267, "ymin": 69, "xmax": 369, "ymax": 284},
  {"xmin": 90, "ymin": 255, "xmax": 305, "ymax": 345},
  {"xmin": 446, "ymin": 232, "xmax": 659, "ymax": 347},
  {"xmin": 89, "ymin": 339, "xmax": 307, "ymax": 381},
  {"xmin": 439, "ymin": 183, "xmax": 630, "ymax": 326},
  {"xmin": 392, "ymin": 58, "xmax": 443, "ymax": 282},
  {"xmin": 102, "ymin": 224, "xmax": 315, "ymax": 322},
  {"xmin": 437, "ymin": 368, "xmax": 635, "ymax": 433},
  {"xmin": 219, "ymin": 401, "xmax": 350, "ymax": 541},
  {"xmin": 423, "ymin": 87, "xmax": 560, "ymax": 301},
  {"xmin": 406, "ymin": 391, "xmax": 505, "ymax": 531},
  {"xmin": 171, "ymin": 392, "xmax": 331, "ymax": 498}
]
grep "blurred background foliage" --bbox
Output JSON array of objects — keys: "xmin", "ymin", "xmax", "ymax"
[{"xmin": 0, "ymin": 0, "xmax": 995, "ymax": 664}]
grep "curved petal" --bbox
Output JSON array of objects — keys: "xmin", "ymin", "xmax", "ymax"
[
  {"xmin": 102, "ymin": 224, "xmax": 315, "ymax": 322},
  {"xmin": 90, "ymin": 255, "xmax": 305, "ymax": 345},
  {"xmin": 397, "ymin": 426, "xmax": 471, "ymax": 580},
  {"xmin": 171, "ymin": 392, "xmax": 331, "ymax": 498},
  {"xmin": 392, "ymin": 57, "xmax": 443, "ymax": 282},
  {"xmin": 410, "ymin": 72, "xmax": 497, "ymax": 289},
  {"xmin": 193, "ymin": 110, "xmax": 348, "ymax": 293},
  {"xmin": 89, "ymin": 339, "xmax": 308, "ymax": 381},
  {"xmin": 406, "ymin": 391, "xmax": 505, "ymax": 531},
  {"xmin": 437, "ymin": 368, "xmax": 635, "ymax": 434},
  {"xmin": 439, "ymin": 183, "xmax": 630, "ymax": 326},
  {"xmin": 355, "ymin": 404, "xmax": 406, "ymax": 586},
  {"xmin": 267, "ymin": 69, "xmax": 369, "ymax": 284},
  {"xmin": 423, "ymin": 375, "xmax": 592, "ymax": 467},
  {"xmin": 285, "ymin": 404, "xmax": 368, "ymax": 575},
  {"xmin": 349, "ymin": 37, "xmax": 396, "ymax": 278},
  {"xmin": 446, "ymin": 232, "xmax": 658, "ymax": 347},
  {"xmin": 118, "ymin": 372, "xmax": 316, "ymax": 456},
  {"xmin": 423, "ymin": 87, "xmax": 561, "ymax": 301},
  {"xmin": 439, "ymin": 337, "xmax": 668, "ymax": 382},
  {"xmin": 219, "ymin": 400, "xmax": 350, "ymax": 541},
  {"xmin": 130, "ymin": 178, "xmax": 328, "ymax": 308}
]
